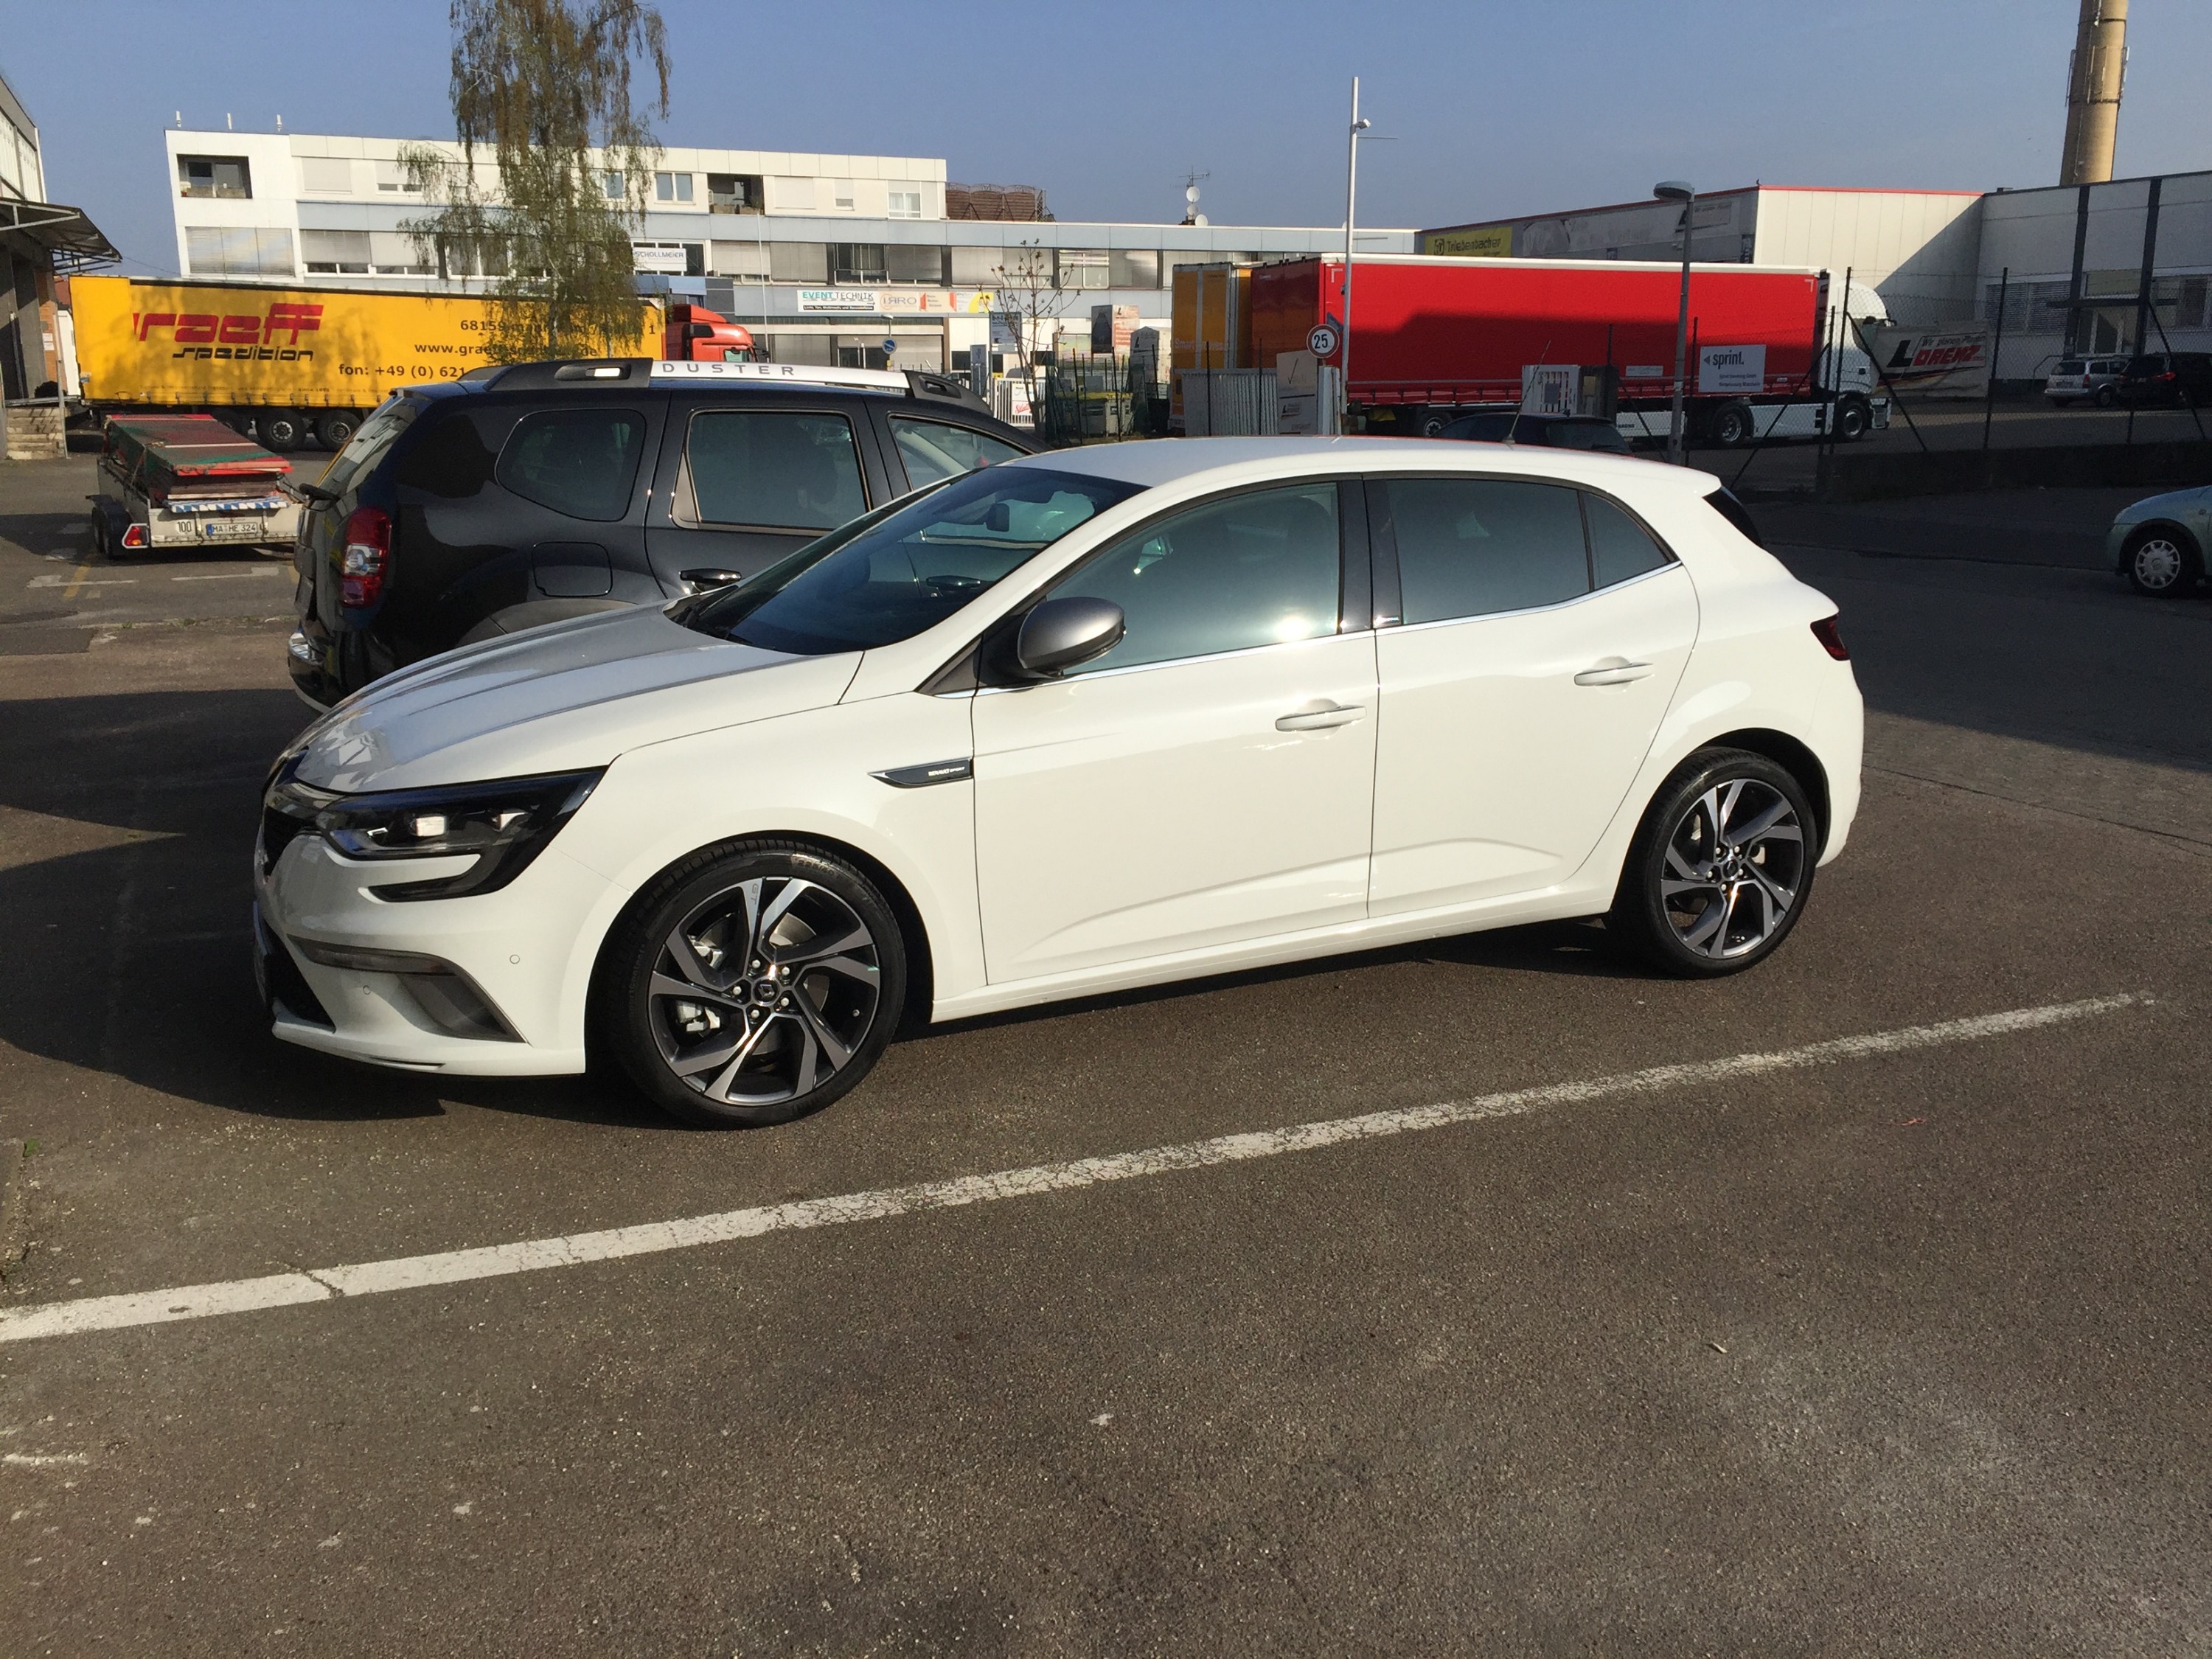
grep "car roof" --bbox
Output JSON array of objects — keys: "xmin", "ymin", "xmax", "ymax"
[{"xmin": 999, "ymin": 435, "xmax": 1683, "ymax": 493}]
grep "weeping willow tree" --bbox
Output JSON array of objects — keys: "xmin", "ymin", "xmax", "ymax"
[{"xmin": 402, "ymin": 0, "xmax": 670, "ymax": 363}]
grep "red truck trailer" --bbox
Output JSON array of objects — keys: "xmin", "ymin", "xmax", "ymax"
[{"xmin": 1245, "ymin": 255, "xmax": 1885, "ymax": 447}]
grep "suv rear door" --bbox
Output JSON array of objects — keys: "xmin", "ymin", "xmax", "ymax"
[{"xmin": 644, "ymin": 391, "xmax": 897, "ymax": 592}]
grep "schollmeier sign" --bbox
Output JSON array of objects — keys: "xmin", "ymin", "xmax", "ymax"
[
  {"xmin": 1697, "ymin": 344, "xmax": 1767, "ymax": 394},
  {"xmin": 798, "ymin": 288, "xmax": 997, "ymax": 315}
]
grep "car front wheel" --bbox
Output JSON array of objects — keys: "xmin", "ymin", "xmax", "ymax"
[
  {"xmin": 1609, "ymin": 750, "xmax": 1817, "ymax": 978},
  {"xmin": 597, "ymin": 841, "xmax": 907, "ymax": 1127},
  {"xmin": 2124, "ymin": 526, "xmax": 2199, "ymax": 598}
]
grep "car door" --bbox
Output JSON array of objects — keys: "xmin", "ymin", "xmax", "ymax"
[
  {"xmin": 970, "ymin": 479, "xmax": 1378, "ymax": 983},
  {"xmin": 1366, "ymin": 473, "xmax": 1697, "ymax": 916},
  {"xmin": 643, "ymin": 395, "xmax": 894, "ymax": 593}
]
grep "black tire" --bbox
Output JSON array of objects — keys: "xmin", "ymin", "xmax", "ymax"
[
  {"xmin": 2093, "ymin": 384, "xmax": 2117, "ymax": 408},
  {"xmin": 2123, "ymin": 524, "xmax": 2200, "ymax": 599},
  {"xmin": 312, "ymin": 410, "xmax": 360, "ymax": 450},
  {"xmin": 1419, "ymin": 410, "xmax": 1451, "ymax": 438},
  {"xmin": 1833, "ymin": 397, "xmax": 1871, "ymax": 442},
  {"xmin": 1607, "ymin": 748, "xmax": 1818, "ymax": 979},
  {"xmin": 1711, "ymin": 400, "xmax": 1756, "ymax": 448},
  {"xmin": 594, "ymin": 840, "xmax": 908, "ymax": 1128},
  {"xmin": 257, "ymin": 408, "xmax": 305, "ymax": 451}
]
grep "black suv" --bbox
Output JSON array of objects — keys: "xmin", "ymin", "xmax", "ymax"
[
  {"xmin": 2115, "ymin": 351, "xmax": 2212, "ymax": 408},
  {"xmin": 288, "ymin": 358, "xmax": 1034, "ymax": 706}
]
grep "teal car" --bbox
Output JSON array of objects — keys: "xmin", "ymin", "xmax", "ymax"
[{"xmin": 2109, "ymin": 486, "xmax": 2211, "ymax": 598}]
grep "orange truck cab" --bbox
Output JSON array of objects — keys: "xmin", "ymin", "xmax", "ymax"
[{"xmin": 663, "ymin": 302, "xmax": 760, "ymax": 362}]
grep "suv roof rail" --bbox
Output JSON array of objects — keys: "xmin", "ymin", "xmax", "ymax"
[
  {"xmin": 647, "ymin": 358, "xmax": 990, "ymax": 412},
  {"xmin": 476, "ymin": 358, "xmax": 654, "ymax": 390}
]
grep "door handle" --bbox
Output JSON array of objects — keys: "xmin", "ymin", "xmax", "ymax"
[
  {"xmin": 1573, "ymin": 659, "xmax": 1654, "ymax": 686},
  {"xmin": 1275, "ymin": 700, "xmax": 1367, "ymax": 731}
]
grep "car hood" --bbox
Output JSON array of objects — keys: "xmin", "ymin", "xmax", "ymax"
[
  {"xmin": 292, "ymin": 604, "xmax": 860, "ymax": 793},
  {"xmin": 2115, "ymin": 485, "xmax": 2211, "ymax": 524}
]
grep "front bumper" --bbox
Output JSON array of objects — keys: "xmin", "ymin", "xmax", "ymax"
[{"xmin": 254, "ymin": 827, "xmax": 609, "ymax": 1077}]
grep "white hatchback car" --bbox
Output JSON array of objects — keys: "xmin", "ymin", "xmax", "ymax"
[{"xmin": 255, "ymin": 439, "xmax": 1863, "ymax": 1127}]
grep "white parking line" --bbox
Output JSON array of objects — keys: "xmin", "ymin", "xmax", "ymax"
[
  {"xmin": 0, "ymin": 993, "xmax": 2146, "ymax": 1346},
  {"xmin": 172, "ymin": 568, "xmax": 288, "ymax": 582}
]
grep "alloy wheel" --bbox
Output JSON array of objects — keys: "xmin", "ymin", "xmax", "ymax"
[
  {"xmin": 648, "ymin": 876, "xmax": 881, "ymax": 1106},
  {"xmin": 1659, "ymin": 779, "xmax": 1806, "ymax": 960}
]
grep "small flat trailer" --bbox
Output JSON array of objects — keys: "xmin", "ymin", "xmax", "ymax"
[{"xmin": 91, "ymin": 414, "xmax": 302, "ymax": 560}]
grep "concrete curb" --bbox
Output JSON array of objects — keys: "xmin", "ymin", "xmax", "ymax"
[{"xmin": 0, "ymin": 1140, "xmax": 27, "ymax": 1284}]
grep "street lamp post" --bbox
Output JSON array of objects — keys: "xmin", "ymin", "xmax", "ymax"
[
  {"xmin": 1655, "ymin": 180, "xmax": 1696, "ymax": 465},
  {"xmin": 1340, "ymin": 77, "xmax": 1370, "ymax": 434}
]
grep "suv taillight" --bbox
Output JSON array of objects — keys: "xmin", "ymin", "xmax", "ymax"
[
  {"xmin": 1810, "ymin": 615, "xmax": 1848, "ymax": 661},
  {"xmin": 341, "ymin": 505, "xmax": 390, "ymax": 609}
]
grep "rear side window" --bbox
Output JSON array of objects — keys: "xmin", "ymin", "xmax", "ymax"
[
  {"xmin": 888, "ymin": 416, "xmax": 1025, "ymax": 487},
  {"xmin": 1585, "ymin": 495, "xmax": 1671, "ymax": 585},
  {"xmin": 1387, "ymin": 478, "xmax": 1587, "ymax": 623},
  {"xmin": 2055, "ymin": 360, "xmax": 2084, "ymax": 375},
  {"xmin": 685, "ymin": 410, "xmax": 866, "ymax": 529},
  {"xmin": 494, "ymin": 408, "xmax": 646, "ymax": 521}
]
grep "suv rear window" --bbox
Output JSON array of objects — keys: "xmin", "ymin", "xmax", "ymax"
[{"xmin": 494, "ymin": 408, "xmax": 647, "ymax": 521}]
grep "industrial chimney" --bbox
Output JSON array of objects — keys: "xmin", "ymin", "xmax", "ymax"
[{"xmin": 2059, "ymin": 0, "xmax": 2126, "ymax": 186}]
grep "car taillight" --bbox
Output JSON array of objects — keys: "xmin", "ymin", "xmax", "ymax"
[
  {"xmin": 1810, "ymin": 615, "xmax": 1848, "ymax": 661},
  {"xmin": 2160, "ymin": 371, "xmax": 2177, "ymax": 381},
  {"xmin": 340, "ymin": 505, "xmax": 390, "ymax": 609}
]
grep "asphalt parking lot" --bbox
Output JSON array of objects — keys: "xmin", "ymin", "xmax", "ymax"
[{"xmin": 1, "ymin": 453, "xmax": 2208, "ymax": 1656}]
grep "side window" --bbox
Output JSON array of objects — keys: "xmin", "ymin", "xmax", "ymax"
[
  {"xmin": 493, "ymin": 408, "xmax": 646, "ymax": 522},
  {"xmin": 391, "ymin": 409, "xmax": 498, "ymax": 499},
  {"xmin": 1051, "ymin": 482, "xmax": 1340, "ymax": 675},
  {"xmin": 1584, "ymin": 493, "xmax": 1672, "ymax": 587},
  {"xmin": 685, "ymin": 410, "xmax": 867, "ymax": 529},
  {"xmin": 888, "ymin": 416, "xmax": 1025, "ymax": 487},
  {"xmin": 1386, "ymin": 477, "xmax": 1587, "ymax": 624}
]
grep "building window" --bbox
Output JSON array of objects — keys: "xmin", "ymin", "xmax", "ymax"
[
  {"xmin": 655, "ymin": 171, "xmax": 695, "ymax": 204},
  {"xmin": 302, "ymin": 229, "xmax": 372, "ymax": 275},
  {"xmin": 769, "ymin": 242, "xmax": 829, "ymax": 284},
  {"xmin": 375, "ymin": 160, "xmax": 417, "ymax": 194},
  {"xmin": 299, "ymin": 157, "xmax": 355, "ymax": 196},
  {"xmin": 178, "ymin": 155, "xmax": 252, "ymax": 200},
  {"xmin": 832, "ymin": 243, "xmax": 888, "ymax": 284},
  {"xmin": 369, "ymin": 232, "xmax": 434, "ymax": 276},
  {"xmin": 949, "ymin": 246, "xmax": 1001, "ymax": 286},
  {"xmin": 602, "ymin": 170, "xmax": 624, "ymax": 201},
  {"xmin": 833, "ymin": 181, "xmax": 856, "ymax": 211},
  {"xmin": 885, "ymin": 244, "xmax": 945, "ymax": 285},
  {"xmin": 888, "ymin": 188, "xmax": 922, "ymax": 220},
  {"xmin": 1110, "ymin": 249, "xmax": 1161, "ymax": 289},
  {"xmin": 710, "ymin": 240, "xmax": 771, "ymax": 279},
  {"xmin": 184, "ymin": 226, "xmax": 294, "ymax": 276},
  {"xmin": 1057, "ymin": 249, "xmax": 1110, "ymax": 290},
  {"xmin": 707, "ymin": 173, "xmax": 762, "ymax": 214}
]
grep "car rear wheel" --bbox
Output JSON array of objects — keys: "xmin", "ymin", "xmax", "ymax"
[
  {"xmin": 597, "ymin": 841, "xmax": 906, "ymax": 1128},
  {"xmin": 1608, "ymin": 749, "xmax": 1817, "ymax": 978},
  {"xmin": 2124, "ymin": 526, "xmax": 2199, "ymax": 598},
  {"xmin": 2093, "ymin": 385, "xmax": 2118, "ymax": 408}
]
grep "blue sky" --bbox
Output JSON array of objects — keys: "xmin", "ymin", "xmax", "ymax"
[{"xmin": 9, "ymin": 0, "xmax": 2211, "ymax": 278}]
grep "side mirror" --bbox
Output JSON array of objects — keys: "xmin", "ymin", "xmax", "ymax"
[{"xmin": 1015, "ymin": 597, "xmax": 1124, "ymax": 678}]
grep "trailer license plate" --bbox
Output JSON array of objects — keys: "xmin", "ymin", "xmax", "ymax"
[{"xmin": 204, "ymin": 518, "xmax": 265, "ymax": 540}]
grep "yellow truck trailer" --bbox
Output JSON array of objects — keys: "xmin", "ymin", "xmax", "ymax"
[{"xmin": 68, "ymin": 274, "xmax": 661, "ymax": 451}]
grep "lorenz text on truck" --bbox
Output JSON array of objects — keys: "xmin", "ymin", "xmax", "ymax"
[{"xmin": 66, "ymin": 276, "xmax": 756, "ymax": 452}]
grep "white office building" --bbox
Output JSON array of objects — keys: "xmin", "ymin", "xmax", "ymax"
[{"xmin": 163, "ymin": 128, "xmax": 1413, "ymax": 370}]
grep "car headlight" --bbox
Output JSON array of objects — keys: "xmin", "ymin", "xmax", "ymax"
[{"xmin": 265, "ymin": 769, "xmax": 602, "ymax": 901}]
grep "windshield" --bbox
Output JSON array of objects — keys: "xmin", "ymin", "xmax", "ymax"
[{"xmin": 680, "ymin": 465, "xmax": 1143, "ymax": 655}]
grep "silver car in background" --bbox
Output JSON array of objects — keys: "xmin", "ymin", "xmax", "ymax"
[{"xmin": 2108, "ymin": 485, "xmax": 2210, "ymax": 597}]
